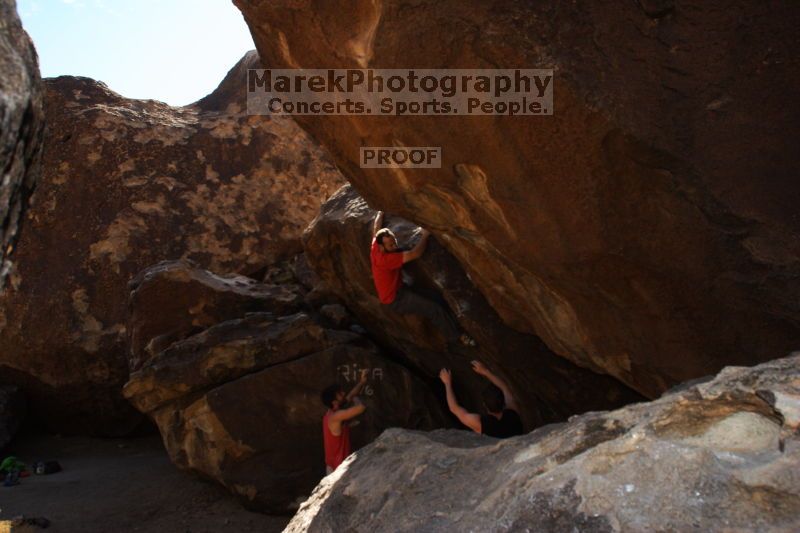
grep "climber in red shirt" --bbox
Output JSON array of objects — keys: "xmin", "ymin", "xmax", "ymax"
[
  {"xmin": 370, "ymin": 210, "xmax": 476, "ymax": 348},
  {"xmin": 321, "ymin": 369, "xmax": 369, "ymax": 474}
]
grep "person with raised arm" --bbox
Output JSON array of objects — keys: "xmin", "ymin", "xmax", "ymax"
[
  {"xmin": 320, "ymin": 368, "xmax": 370, "ymax": 474},
  {"xmin": 439, "ymin": 360, "xmax": 523, "ymax": 438},
  {"xmin": 370, "ymin": 210, "xmax": 476, "ymax": 349}
]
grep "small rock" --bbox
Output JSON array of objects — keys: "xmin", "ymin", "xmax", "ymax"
[{"xmin": 320, "ymin": 304, "xmax": 351, "ymax": 328}]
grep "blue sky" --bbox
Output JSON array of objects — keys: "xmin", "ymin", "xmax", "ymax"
[{"xmin": 17, "ymin": 0, "xmax": 256, "ymax": 106}]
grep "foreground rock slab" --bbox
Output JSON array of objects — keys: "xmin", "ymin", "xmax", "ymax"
[
  {"xmin": 0, "ymin": 51, "xmax": 344, "ymax": 434},
  {"xmin": 287, "ymin": 353, "xmax": 800, "ymax": 532}
]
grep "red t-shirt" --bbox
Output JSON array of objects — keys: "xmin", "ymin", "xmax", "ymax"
[
  {"xmin": 323, "ymin": 410, "xmax": 351, "ymax": 470},
  {"xmin": 370, "ymin": 237, "xmax": 404, "ymax": 304}
]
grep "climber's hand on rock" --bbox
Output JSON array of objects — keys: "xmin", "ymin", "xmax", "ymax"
[{"xmin": 471, "ymin": 360, "xmax": 488, "ymax": 376}]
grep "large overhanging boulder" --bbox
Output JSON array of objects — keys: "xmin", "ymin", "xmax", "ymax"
[
  {"xmin": 286, "ymin": 353, "xmax": 800, "ymax": 532},
  {"xmin": 234, "ymin": 0, "xmax": 800, "ymax": 398},
  {"xmin": 0, "ymin": 0, "xmax": 44, "ymax": 289},
  {"xmin": 0, "ymin": 51, "xmax": 345, "ymax": 435},
  {"xmin": 304, "ymin": 185, "xmax": 644, "ymax": 426},
  {"xmin": 124, "ymin": 262, "xmax": 448, "ymax": 513}
]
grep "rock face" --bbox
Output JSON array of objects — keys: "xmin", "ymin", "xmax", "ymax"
[
  {"xmin": 287, "ymin": 353, "xmax": 800, "ymax": 532},
  {"xmin": 0, "ymin": 0, "xmax": 44, "ymax": 290},
  {"xmin": 235, "ymin": 0, "xmax": 800, "ymax": 398},
  {"xmin": 124, "ymin": 263, "xmax": 447, "ymax": 513},
  {"xmin": 0, "ymin": 51, "xmax": 345, "ymax": 434},
  {"xmin": 126, "ymin": 260, "xmax": 303, "ymax": 371},
  {"xmin": 305, "ymin": 185, "xmax": 644, "ymax": 427},
  {"xmin": 0, "ymin": 385, "xmax": 26, "ymax": 450}
]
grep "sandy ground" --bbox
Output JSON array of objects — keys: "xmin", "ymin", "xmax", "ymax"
[{"xmin": 0, "ymin": 433, "xmax": 289, "ymax": 532}]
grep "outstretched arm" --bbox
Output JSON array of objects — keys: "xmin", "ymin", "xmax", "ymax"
[
  {"xmin": 439, "ymin": 369, "xmax": 481, "ymax": 433},
  {"xmin": 472, "ymin": 361, "xmax": 518, "ymax": 412},
  {"xmin": 330, "ymin": 401, "xmax": 366, "ymax": 423},
  {"xmin": 372, "ymin": 211, "xmax": 385, "ymax": 239},
  {"xmin": 401, "ymin": 229, "xmax": 430, "ymax": 264},
  {"xmin": 346, "ymin": 369, "xmax": 369, "ymax": 403},
  {"xmin": 332, "ymin": 371, "xmax": 370, "ymax": 425}
]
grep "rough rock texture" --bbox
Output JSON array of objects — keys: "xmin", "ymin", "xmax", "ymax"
[
  {"xmin": 235, "ymin": 0, "xmax": 800, "ymax": 398},
  {"xmin": 127, "ymin": 260, "xmax": 303, "ymax": 371},
  {"xmin": 124, "ymin": 266, "xmax": 448, "ymax": 513},
  {"xmin": 0, "ymin": 51, "xmax": 345, "ymax": 434},
  {"xmin": 318, "ymin": 303, "xmax": 351, "ymax": 329},
  {"xmin": 0, "ymin": 385, "xmax": 26, "ymax": 450},
  {"xmin": 287, "ymin": 353, "xmax": 800, "ymax": 532},
  {"xmin": 0, "ymin": 0, "xmax": 44, "ymax": 290},
  {"xmin": 305, "ymin": 185, "xmax": 644, "ymax": 427}
]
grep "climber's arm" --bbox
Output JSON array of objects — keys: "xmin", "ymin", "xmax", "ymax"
[
  {"xmin": 330, "ymin": 401, "xmax": 366, "ymax": 423},
  {"xmin": 401, "ymin": 229, "xmax": 430, "ymax": 264},
  {"xmin": 372, "ymin": 211, "xmax": 384, "ymax": 238},
  {"xmin": 345, "ymin": 369, "xmax": 369, "ymax": 403},
  {"xmin": 439, "ymin": 368, "xmax": 482, "ymax": 434},
  {"xmin": 472, "ymin": 360, "xmax": 518, "ymax": 412}
]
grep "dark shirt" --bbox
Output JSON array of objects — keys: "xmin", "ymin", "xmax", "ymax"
[{"xmin": 480, "ymin": 409, "xmax": 523, "ymax": 439}]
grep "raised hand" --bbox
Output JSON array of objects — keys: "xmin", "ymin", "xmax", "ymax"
[
  {"xmin": 359, "ymin": 368, "xmax": 369, "ymax": 384},
  {"xmin": 471, "ymin": 360, "xmax": 489, "ymax": 376},
  {"xmin": 439, "ymin": 368, "xmax": 452, "ymax": 385}
]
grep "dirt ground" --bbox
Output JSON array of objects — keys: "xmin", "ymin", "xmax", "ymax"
[{"xmin": 0, "ymin": 433, "xmax": 289, "ymax": 532}]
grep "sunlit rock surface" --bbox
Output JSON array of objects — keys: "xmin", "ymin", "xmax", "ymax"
[
  {"xmin": 0, "ymin": 0, "xmax": 44, "ymax": 289},
  {"xmin": 236, "ymin": 0, "xmax": 800, "ymax": 398},
  {"xmin": 0, "ymin": 51, "xmax": 345, "ymax": 434},
  {"xmin": 287, "ymin": 353, "xmax": 800, "ymax": 532}
]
